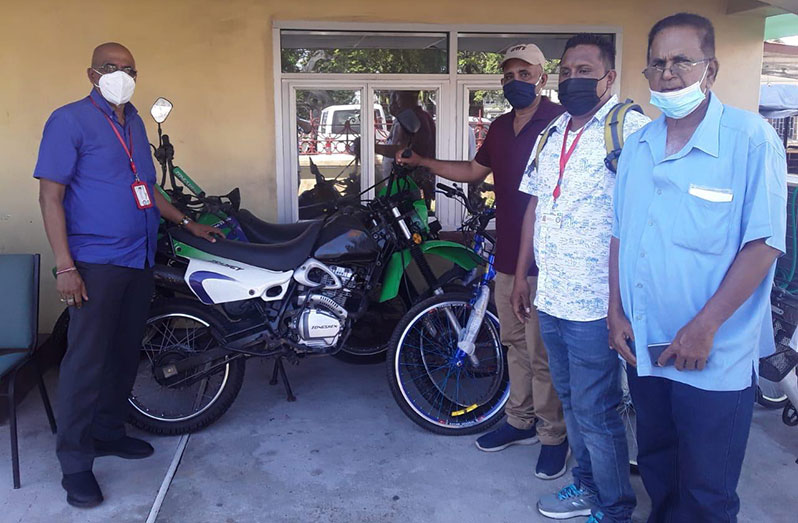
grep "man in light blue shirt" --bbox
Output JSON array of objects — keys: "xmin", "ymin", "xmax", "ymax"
[{"xmin": 610, "ymin": 13, "xmax": 786, "ymax": 522}]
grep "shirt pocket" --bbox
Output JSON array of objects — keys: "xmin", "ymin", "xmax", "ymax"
[{"xmin": 672, "ymin": 190, "xmax": 734, "ymax": 255}]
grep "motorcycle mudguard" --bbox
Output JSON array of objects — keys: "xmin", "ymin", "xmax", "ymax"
[
  {"xmin": 182, "ymin": 258, "xmax": 293, "ymax": 305},
  {"xmin": 378, "ymin": 240, "xmax": 483, "ymax": 302}
]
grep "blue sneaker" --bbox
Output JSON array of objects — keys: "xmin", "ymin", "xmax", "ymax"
[
  {"xmin": 475, "ymin": 421, "xmax": 538, "ymax": 452},
  {"xmin": 537, "ymin": 483, "xmax": 592, "ymax": 519},
  {"xmin": 535, "ymin": 438, "xmax": 571, "ymax": 480}
]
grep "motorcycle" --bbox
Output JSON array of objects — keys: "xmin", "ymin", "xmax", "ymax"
[
  {"xmin": 126, "ymin": 108, "xmax": 487, "ymax": 434},
  {"xmin": 760, "ymin": 287, "xmax": 798, "ymax": 429}
]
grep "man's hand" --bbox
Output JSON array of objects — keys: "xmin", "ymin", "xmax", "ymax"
[
  {"xmin": 57, "ymin": 270, "xmax": 88, "ymax": 308},
  {"xmin": 185, "ymin": 222, "xmax": 225, "ymax": 242},
  {"xmin": 395, "ymin": 149, "xmax": 424, "ymax": 167},
  {"xmin": 510, "ymin": 277, "xmax": 532, "ymax": 324},
  {"xmin": 607, "ymin": 308, "xmax": 636, "ymax": 366},
  {"xmin": 657, "ymin": 316, "xmax": 716, "ymax": 370}
]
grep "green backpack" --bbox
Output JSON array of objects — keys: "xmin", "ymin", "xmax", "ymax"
[{"xmin": 532, "ymin": 99, "xmax": 643, "ymax": 174}]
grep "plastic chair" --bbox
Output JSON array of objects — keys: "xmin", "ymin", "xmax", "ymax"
[{"xmin": 0, "ymin": 254, "xmax": 57, "ymax": 488}]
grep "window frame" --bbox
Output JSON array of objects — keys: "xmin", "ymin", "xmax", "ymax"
[{"xmin": 273, "ymin": 21, "xmax": 623, "ymax": 226}]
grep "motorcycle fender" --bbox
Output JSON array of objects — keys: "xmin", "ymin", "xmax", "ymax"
[
  {"xmin": 183, "ymin": 258, "xmax": 293, "ymax": 305},
  {"xmin": 378, "ymin": 240, "xmax": 483, "ymax": 302}
]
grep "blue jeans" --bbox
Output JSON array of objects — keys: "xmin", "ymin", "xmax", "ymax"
[
  {"xmin": 626, "ymin": 366, "xmax": 755, "ymax": 523},
  {"xmin": 538, "ymin": 312, "xmax": 635, "ymax": 523}
]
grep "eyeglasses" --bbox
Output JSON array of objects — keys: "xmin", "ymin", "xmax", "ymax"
[
  {"xmin": 642, "ymin": 58, "xmax": 711, "ymax": 79},
  {"xmin": 94, "ymin": 63, "xmax": 137, "ymax": 77}
]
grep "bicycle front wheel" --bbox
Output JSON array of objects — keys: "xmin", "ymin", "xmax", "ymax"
[{"xmin": 387, "ymin": 292, "xmax": 509, "ymax": 435}]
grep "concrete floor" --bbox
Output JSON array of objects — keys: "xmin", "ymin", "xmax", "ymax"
[{"xmin": 1, "ymin": 357, "xmax": 796, "ymax": 523}]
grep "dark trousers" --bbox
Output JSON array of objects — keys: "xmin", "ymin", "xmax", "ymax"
[
  {"xmin": 56, "ymin": 262, "xmax": 153, "ymax": 474},
  {"xmin": 626, "ymin": 366, "xmax": 755, "ymax": 523}
]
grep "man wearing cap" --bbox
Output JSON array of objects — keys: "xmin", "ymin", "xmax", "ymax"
[
  {"xmin": 397, "ymin": 43, "xmax": 569, "ymax": 480},
  {"xmin": 512, "ymin": 34, "xmax": 649, "ymax": 522}
]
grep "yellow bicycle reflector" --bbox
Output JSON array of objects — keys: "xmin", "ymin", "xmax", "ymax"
[
  {"xmin": 412, "ymin": 233, "xmax": 422, "ymax": 244},
  {"xmin": 451, "ymin": 403, "xmax": 478, "ymax": 417}
]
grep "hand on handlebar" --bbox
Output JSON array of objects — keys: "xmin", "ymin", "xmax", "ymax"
[{"xmin": 395, "ymin": 149, "xmax": 423, "ymax": 167}]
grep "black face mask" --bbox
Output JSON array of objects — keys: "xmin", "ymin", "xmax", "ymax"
[{"xmin": 558, "ymin": 72, "xmax": 609, "ymax": 116}]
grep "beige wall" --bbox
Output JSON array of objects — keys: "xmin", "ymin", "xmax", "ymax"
[{"xmin": 0, "ymin": 0, "xmax": 765, "ymax": 328}]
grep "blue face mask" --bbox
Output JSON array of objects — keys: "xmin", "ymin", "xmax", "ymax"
[
  {"xmin": 649, "ymin": 65, "xmax": 709, "ymax": 119},
  {"xmin": 503, "ymin": 79, "xmax": 540, "ymax": 109}
]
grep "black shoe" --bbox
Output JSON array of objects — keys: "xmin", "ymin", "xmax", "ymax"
[
  {"xmin": 94, "ymin": 436, "xmax": 154, "ymax": 459},
  {"xmin": 62, "ymin": 471, "xmax": 103, "ymax": 508}
]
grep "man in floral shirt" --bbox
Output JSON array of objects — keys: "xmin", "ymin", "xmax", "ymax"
[{"xmin": 512, "ymin": 34, "xmax": 649, "ymax": 523}]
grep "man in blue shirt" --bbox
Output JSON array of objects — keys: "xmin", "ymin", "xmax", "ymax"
[
  {"xmin": 35, "ymin": 42, "xmax": 221, "ymax": 508},
  {"xmin": 610, "ymin": 14, "xmax": 786, "ymax": 521}
]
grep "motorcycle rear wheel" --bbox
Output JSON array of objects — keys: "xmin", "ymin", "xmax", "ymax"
[
  {"xmin": 387, "ymin": 292, "xmax": 508, "ymax": 435},
  {"xmin": 128, "ymin": 299, "xmax": 246, "ymax": 435}
]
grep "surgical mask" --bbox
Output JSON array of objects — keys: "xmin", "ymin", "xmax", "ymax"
[
  {"xmin": 558, "ymin": 72, "xmax": 609, "ymax": 117},
  {"xmin": 94, "ymin": 70, "xmax": 136, "ymax": 106},
  {"xmin": 648, "ymin": 65, "xmax": 708, "ymax": 119},
  {"xmin": 503, "ymin": 78, "xmax": 541, "ymax": 109}
]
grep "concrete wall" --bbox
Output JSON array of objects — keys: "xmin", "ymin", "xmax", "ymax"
[{"xmin": 0, "ymin": 0, "xmax": 766, "ymax": 328}]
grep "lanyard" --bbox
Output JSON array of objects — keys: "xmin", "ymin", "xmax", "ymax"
[
  {"xmin": 89, "ymin": 97, "xmax": 138, "ymax": 179},
  {"xmin": 553, "ymin": 121, "xmax": 586, "ymax": 200}
]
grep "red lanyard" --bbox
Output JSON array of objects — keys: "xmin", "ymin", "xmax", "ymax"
[
  {"xmin": 89, "ymin": 97, "xmax": 138, "ymax": 179},
  {"xmin": 553, "ymin": 121, "xmax": 586, "ymax": 200}
]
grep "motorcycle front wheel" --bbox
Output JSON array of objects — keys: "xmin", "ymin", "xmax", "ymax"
[
  {"xmin": 128, "ymin": 299, "xmax": 246, "ymax": 435},
  {"xmin": 387, "ymin": 292, "xmax": 509, "ymax": 435}
]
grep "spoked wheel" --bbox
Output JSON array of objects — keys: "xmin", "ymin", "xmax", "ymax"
[
  {"xmin": 756, "ymin": 378, "xmax": 789, "ymax": 409},
  {"xmin": 128, "ymin": 299, "xmax": 246, "ymax": 435},
  {"xmin": 618, "ymin": 362, "xmax": 639, "ymax": 474},
  {"xmin": 387, "ymin": 292, "xmax": 509, "ymax": 435}
]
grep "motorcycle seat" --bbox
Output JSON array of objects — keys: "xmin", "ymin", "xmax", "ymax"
[
  {"xmin": 235, "ymin": 209, "xmax": 322, "ymax": 244},
  {"xmin": 170, "ymin": 221, "xmax": 322, "ymax": 271}
]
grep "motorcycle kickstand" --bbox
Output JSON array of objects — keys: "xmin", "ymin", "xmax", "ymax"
[{"xmin": 269, "ymin": 357, "xmax": 296, "ymax": 402}]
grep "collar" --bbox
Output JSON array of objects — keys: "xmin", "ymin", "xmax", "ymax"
[
  {"xmin": 88, "ymin": 89, "xmax": 138, "ymax": 121},
  {"xmin": 639, "ymin": 92, "xmax": 722, "ymax": 160},
  {"xmin": 550, "ymin": 94, "xmax": 619, "ymax": 135}
]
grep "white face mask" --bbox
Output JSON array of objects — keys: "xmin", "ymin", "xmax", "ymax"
[
  {"xmin": 94, "ymin": 70, "xmax": 136, "ymax": 106},
  {"xmin": 649, "ymin": 65, "xmax": 709, "ymax": 119}
]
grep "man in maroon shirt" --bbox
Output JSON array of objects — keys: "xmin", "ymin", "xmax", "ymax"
[{"xmin": 397, "ymin": 44, "xmax": 568, "ymax": 480}]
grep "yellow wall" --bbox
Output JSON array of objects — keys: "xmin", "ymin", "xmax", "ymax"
[{"xmin": 0, "ymin": 0, "xmax": 765, "ymax": 328}]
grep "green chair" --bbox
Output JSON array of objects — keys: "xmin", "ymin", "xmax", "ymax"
[{"xmin": 0, "ymin": 254, "xmax": 57, "ymax": 489}]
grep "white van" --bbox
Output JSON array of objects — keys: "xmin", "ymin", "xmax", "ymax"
[{"xmin": 316, "ymin": 104, "xmax": 388, "ymax": 153}]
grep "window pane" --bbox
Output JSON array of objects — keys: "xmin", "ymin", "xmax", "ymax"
[
  {"xmin": 281, "ymin": 30, "xmax": 448, "ymax": 74},
  {"xmin": 466, "ymin": 88, "xmax": 511, "ymax": 210},
  {"xmin": 373, "ymin": 89, "xmax": 438, "ymax": 214},
  {"xmin": 457, "ymin": 33, "xmax": 614, "ymax": 74},
  {"xmin": 296, "ymin": 89, "xmax": 362, "ymax": 220}
]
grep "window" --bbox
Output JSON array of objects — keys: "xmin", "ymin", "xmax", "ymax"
[
  {"xmin": 281, "ymin": 30, "xmax": 449, "ymax": 74},
  {"xmin": 276, "ymin": 24, "xmax": 621, "ymax": 226}
]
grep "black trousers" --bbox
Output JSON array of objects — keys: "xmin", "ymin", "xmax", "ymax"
[{"xmin": 56, "ymin": 262, "xmax": 154, "ymax": 474}]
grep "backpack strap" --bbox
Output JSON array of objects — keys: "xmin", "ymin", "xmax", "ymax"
[
  {"xmin": 603, "ymin": 98, "xmax": 642, "ymax": 173},
  {"xmin": 531, "ymin": 118, "xmax": 560, "ymax": 171}
]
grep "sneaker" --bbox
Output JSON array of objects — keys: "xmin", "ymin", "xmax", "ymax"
[
  {"xmin": 537, "ymin": 483, "xmax": 593, "ymax": 519},
  {"xmin": 535, "ymin": 438, "xmax": 571, "ymax": 480},
  {"xmin": 475, "ymin": 421, "xmax": 538, "ymax": 452},
  {"xmin": 586, "ymin": 512, "xmax": 605, "ymax": 523},
  {"xmin": 94, "ymin": 436, "xmax": 154, "ymax": 459}
]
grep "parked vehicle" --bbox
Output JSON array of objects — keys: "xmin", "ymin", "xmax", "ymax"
[{"xmin": 126, "ymin": 108, "xmax": 486, "ymax": 434}]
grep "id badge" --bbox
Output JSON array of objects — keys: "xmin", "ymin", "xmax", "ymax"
[
  {"xmin": 131, "ymin": 181, "xmax": 154, "ymax": 209},
  {"xmin": 540, "ymin": 212, "xmax": 562, "ymax": 228}
]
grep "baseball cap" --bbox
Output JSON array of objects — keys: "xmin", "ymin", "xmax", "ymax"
[{"xmin": 501, "ymin": 43, "xmax": 546, "ymax": 67}]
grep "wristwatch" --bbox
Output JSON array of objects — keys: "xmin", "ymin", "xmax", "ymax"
[{"xmin": 178, "ymin": 215, "xmax": 192, "ymax": 228}]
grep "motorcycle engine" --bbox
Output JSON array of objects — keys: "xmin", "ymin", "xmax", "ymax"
[
  {"xmin": 292, "ymin": 263, "xmax": 358, "ymax": 353},
  {"xmin": 296, "ymin": 307, "xmax": 344, "ymax": 350}
]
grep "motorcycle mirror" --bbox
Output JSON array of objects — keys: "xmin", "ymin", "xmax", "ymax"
[
  {"xmin": 395, "ymin": 109, "xmax": 421, "ymax": 135},
  {"xmin": 150, "ymin": 97, "xmax": 173, "ymax": 124}
]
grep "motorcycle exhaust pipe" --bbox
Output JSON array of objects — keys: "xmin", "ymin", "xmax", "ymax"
[{"xmin": 153, "ymin": 264, "xmax": 189, "ymax": 293}]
